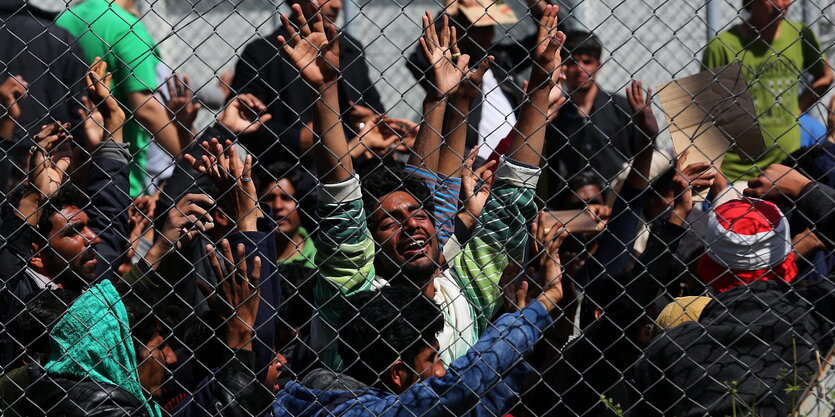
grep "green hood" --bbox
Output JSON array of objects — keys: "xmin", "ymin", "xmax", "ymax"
[{"xmin": 45, "ymin": 280, "xmax": 162, "ymax": 417}]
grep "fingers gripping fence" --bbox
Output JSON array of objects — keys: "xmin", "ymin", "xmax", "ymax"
[{"xmin": 0, "ymin": 0, "xmax": 835, "ymax": 416}]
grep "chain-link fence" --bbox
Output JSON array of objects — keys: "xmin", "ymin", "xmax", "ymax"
[{"xmin": 2, "ymin": 0, "xmax": 835, "ymax": 416}]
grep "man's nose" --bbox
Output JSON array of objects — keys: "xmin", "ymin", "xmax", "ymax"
[
  {"xmin": 163, "ymin": 345, "xmax": 177, "ymax": 365},
  {"xmin": 84, "ymin": 228, "xmax": 101, "ymax": 245}
]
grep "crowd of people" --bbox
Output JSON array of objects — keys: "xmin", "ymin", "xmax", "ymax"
[{"xmin": 0, "ymin": 0, "xmax": 834, "ymax": 415}]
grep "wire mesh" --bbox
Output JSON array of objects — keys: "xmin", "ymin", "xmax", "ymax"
[{"xmin": 0, "ymin": 0, "xmax": 835, "ymax": 416}]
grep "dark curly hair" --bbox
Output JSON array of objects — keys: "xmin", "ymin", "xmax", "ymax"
[
  {"xmin": 338, "ymin": 286, "xmax": 444, "ymax": 387},
  {"xmin": 359, "ymin": 163, "xmax": 434, "ymax": 229}
]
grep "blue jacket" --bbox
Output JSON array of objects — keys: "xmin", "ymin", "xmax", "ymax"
[{"xmin": 273, "ymin": 300, "xmax": 552, "ymax": 417}]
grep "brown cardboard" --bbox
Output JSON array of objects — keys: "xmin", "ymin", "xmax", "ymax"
[
  {"xmin": 656, "ymin": 62, "xmax": 764, "ymax": 200},
  {"xmin": 543, "ymin": 210, "xmax": 605, "ymax": 234},
  {"xmin": 458, "ymin": 0, "xmax": 519, "ymax": 27}
]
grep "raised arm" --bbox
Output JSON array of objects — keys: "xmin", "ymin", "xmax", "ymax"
[
  {"xmin": 437, "ymin": 57, "xmax": 492, "ymax": 177},
  {"xmin": 278, "ymin": 1, "xmax": 350, "ymax": 183},
  {"xmin": 407, "ymin": 12, "xmax": 470, "ymax": 172},
  {"xmin": 504, "ymin": 5, "xmax": 565, "ymax": 166}
]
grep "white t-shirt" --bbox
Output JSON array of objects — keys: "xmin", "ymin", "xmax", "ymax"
[{"xmin": 477, "ymin": 68, "xmax": 517, "ymax": 160}]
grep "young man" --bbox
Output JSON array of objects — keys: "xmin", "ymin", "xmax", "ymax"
[
  {"xmin": 57, "ymin": 0, "xmax": 182, "ymax": 195},
  {"xmin": 0, "ymin": 64, "xmax": 130, "ymax": 368},
  {"xmin": 543, "ymin": 31, "xmax": 645, "ymax": 205},
  {"xmin": 702, "ymin": 0, "xmax": 833, "ymax": 181},
  {"xmin": 276, "ymin": 1, "xmax": 565, "ymax": 368},
  {"xmin": 21, "ymin": 240, "xmax": 269, "ymax": 416},
  {"xmin": 275, "ymin": 212, "xmax": 566, "ymax": 416},
  {"xmin": 255, "ymin": 162, "xmax": 317, "ymax": 270}
]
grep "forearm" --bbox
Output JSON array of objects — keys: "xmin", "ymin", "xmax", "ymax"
[
  {"xmin": 438, "ymin": 95, "xmax": 473, "ymax": 177},
  {"xmin": 408, "ymin": 97, "xmax": 447, "ymax": 171},
  {"xmin": 506, "ymin": 70, "xmax": 552, "ymax": 166},
  {"xmin": 625, "ymin": 140, "xmax": 654, "ymax": 189},
  {"xmin": 313, "ymin": 84, "xmax": 353, "ymax": 183},
  {"xmin": 800, "ymin": 71, "xmax": 833, "ymax": 112},
  {"xmin": 132, "ymin": 96, "xmax": 182, "ymax": 157}
]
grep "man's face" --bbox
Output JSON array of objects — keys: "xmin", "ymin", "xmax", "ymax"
[
  {"xmin": 262, "ymin": 179, "xmax": 302, "ymax": 238},
  {"xmin": 414, "ymin": 340, "xmax": 446, "ymax": 382},
  {"xmin": 563, "ymin": 54, "xmax": 601, "ymax": 92},
  {"xmin": 370, "ymin": 191, "xmax": 440, "ymax": 282},
  {"xmin": 390, "ymin": 339, "xmax": 446, "ymax": 394},
  {"xmin": 136, "ymin": 332, "xmax": 177, "ymax": 398},
  {"xmin": 299, "ymin": 0, "xmax": 342, "ymax": 23},
  {"xmin": 42, "ymin": 207, "xmax": 100, "ymax": 288}
]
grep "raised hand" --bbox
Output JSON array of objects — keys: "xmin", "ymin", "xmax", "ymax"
[
  {"xmin": 277, "ymin": 0, "xmax": 340, "ymax": 89},
  {"xmin": 533, "ymin": 212, "xmax": 568, "ymax": 312},
  {"xmin": 163, "ymin": 73, "xmax": 202, "ymax": 131},
  {"xmin": 626, "ymin": 80, "xmax": 659, "ymax": 140},
  {"xmin": 419, "ymin": 12, "xmax": 470, "ymax": 99},
  {"xmin": 198, "ymin": 239, "xmax": 261, "ymax": 350},
  {"xmin": 184, "ymin": 138, "xmax": 260, "ymax": 232},
  {"xmin": 29, "ymin": 122, "xmax": 72, "ymax": 199},
  {"xmin": 459, "ymin": 147, "xmax": 496, "ymax": 227},
  {"xmin": 348, "ymin": 116, "xmax": 399, "ymax": 159},
  {"xmin": 456, "ymin": 55, "xmax": 493, "ymax": 100},
  {"xmin": 84, "ymin": 59, "xmax": 125, "ymax": 143},
  {"xmin": 0, "ymin": 75, "xmax": 27, "ymax": 138},
  {"xmin": 218, "ymin": 93, "xmax": 273, "ymax": 135},
  {"xmin": 531, "ymin": 5, "xmax": 565, "ymax": 76},
  {"xmin": 670, "ymin": 150, "xmax": 715, "ymax": 225},
  {"xmin": 154, "ymin": 193, "xmax": 216, "ymax": 253}
]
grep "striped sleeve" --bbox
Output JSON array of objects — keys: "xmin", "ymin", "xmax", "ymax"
[
  {"xmin": 449, "ymin": 158, "xmax": 540, "ymax": 334},
  {"xmin": 404, "ymin": 165, "xmax": 460, "ymax": 246},
  {"xmin": 312, "ymin": 175, "xmax": 377, "ymax": 369}
]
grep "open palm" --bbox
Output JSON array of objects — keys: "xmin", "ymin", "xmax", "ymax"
[{"xmin": 278, "ymin": 3, "xmax": 340, "ymax": 88}]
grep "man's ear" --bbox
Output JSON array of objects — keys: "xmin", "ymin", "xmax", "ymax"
[
  {"xmin": 385, "ymin": 360, "xmax": 413, "ymax": 394},
  {"xmin": 30, "ymin": 242, "xmax": 44, "ymax": 272}
]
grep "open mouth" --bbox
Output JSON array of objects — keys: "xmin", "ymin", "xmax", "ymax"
[{"xmin": 400, "ymin": 237, "xmax": 428, "ymax": 258}]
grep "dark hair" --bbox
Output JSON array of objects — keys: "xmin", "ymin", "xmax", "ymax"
[
  {"xmin": 567, "ymin": 171, "xmax": 605, "ymax": 194},
  {"xmin": 278, "ymin": 263, "xmax": 316, "ymax": 330},
  {"xmin": 253, "ymin": 161, "xmax": 307, "ymax": 196},
  {"xmin": 338, "ymin": 287, "xmax": 444, "ymax": 386},
  {"xmin": 7, "ymin": 289, "xmax": 80, "ymax": 358},
  {"xmin": 360, "ymin": 164, "xmax": 434, "ymax": 228},
  {"xmin": 561, "ymin": 31, "xmax": 603, "ymax": 61},
  {"xmin": 36, "ymin": 186, "xmax": 88, "ymax": 243}
]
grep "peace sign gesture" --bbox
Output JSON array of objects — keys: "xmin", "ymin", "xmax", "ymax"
[{"xmin": 277, "ymin": 0, "xmax": 340, "ymax": 89}]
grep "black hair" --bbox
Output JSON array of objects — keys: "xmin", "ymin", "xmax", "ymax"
[
  {"xmin": 7, "ymin": 289, "xmax": 80, "ymax": 358},
  {"xmin": 567, "ymin": 171, "xmax": 605, "ymax": 194},
  {"xmin": 561, "ymin": 31, "xmax": 603, "ymax": 62},
  {"xmin": 338, "ymin": 286, "xmax": 444, "ymax": 387},
  {"xmin": 35, "ymin": 186, "xmax": 88, "ymax": 244},
  {"xmin": 359, "ymin": 163, "xmax": 434, "ymax": 229},
  {"xmin": 278, "ymin": 263, "xmax": 316, "ymax": 330}
]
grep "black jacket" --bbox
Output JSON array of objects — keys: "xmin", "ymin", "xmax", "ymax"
[
  {"xmin": 629, "ymin": 182, "xmax": 835, "ymax": 417},
  {"xmin": 20, "ymin": 350, "xmax": 270, "ymax": 417},
  {"xmin": 230, "ymin": 27, "xmax": 385, "ymax": 162},
  {"xmin": 543, "ymin": 90, "xmax": 641, "ymax": 206}
]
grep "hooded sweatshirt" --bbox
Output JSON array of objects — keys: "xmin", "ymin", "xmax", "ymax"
[
  {"xmin": 274, "ymin": 300, "xmax": 552, "ymax": 417},
  {"xmin": 44, "ymin": 280, "xmax": 162, "ymax": 417}
]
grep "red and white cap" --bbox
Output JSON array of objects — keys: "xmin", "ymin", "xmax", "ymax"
[{"xmin": 696, "ymin": 197, "xmax": 797, "ymax": 292}]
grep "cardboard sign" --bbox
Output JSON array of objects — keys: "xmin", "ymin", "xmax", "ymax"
[
  {"xmin": 459, "ymin": 0, "xmax": 518, "ymax": 27},
  {"xmin": 543, "ymin": 210, "xmax": 605, "ymax": 234},
  {"xmin": 657, "ymin": 62, "xmax": 764, "ymax": 165}
]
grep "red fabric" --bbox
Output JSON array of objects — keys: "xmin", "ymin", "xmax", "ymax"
[
  {"xmin": 486, "ymin": 132, "xmax": 514, "ymax": 166},
  {"xmin": 714, "ymin": 198, "xmax": 783, "ymax": 235},
  {"xmin": 696, "ymin": 251, "xmax": 798, "ymax": 292}
]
